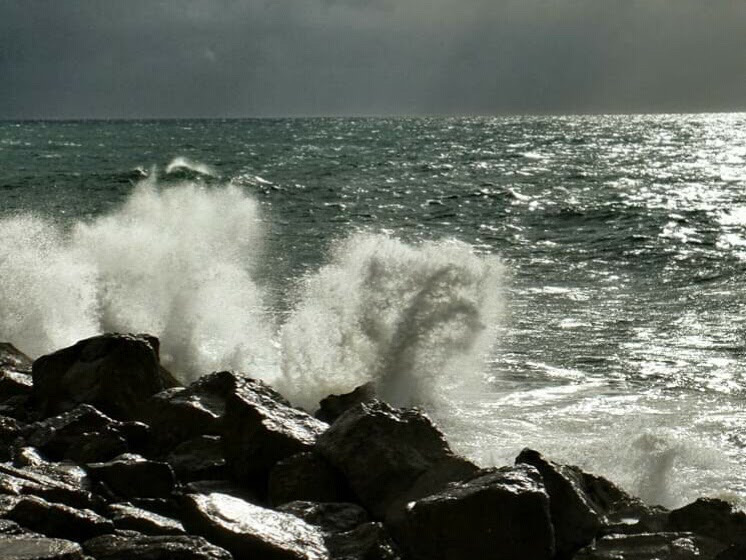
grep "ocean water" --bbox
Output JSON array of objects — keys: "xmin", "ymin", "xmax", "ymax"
[{"xmin": 1, "ymin": 115, "xmax": 745, "ymax": 510}]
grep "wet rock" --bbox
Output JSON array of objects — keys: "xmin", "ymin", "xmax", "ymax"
[
  {"xmin": 516, "ymin": 448, "xmax": 603, "ymax": 558},
  {"xmin": 222, "ymin": 375, "xmax": 328, "ymax": 491},
  {"xmin": 269, "ymin": 452, "xmax": 350, "ymax": 506},
  {"xmin": 139, "ymin": 371, "xmax": 236, "ymax": 451},
  {"xmin": 107, "ymin": 503, "xmax": 185, "ymax": 535},
  {"xmin": 579, "ymin": 470, "xmax": 668, "ymax": 532},
  {"xmin": 167, "ymin": 436, "xmax": 226, "ymax": 482},
  {"xmin": 0, "ymin": 536, "xmax": 85, "ymax": 560},
  {"xmin": 315, "ymin": 383, "xmax": 376, "ymax": 424},
  {"xmin": 23, "ymin": 405, "xmax": 130, "ymax": 463},
  {"xmin": 667, "ymin": 498, "xmax": 746, "ymax": 547},
  {"xmin": 325, "ymin": 522, "xmax": 401, "ymax": 560},
  {"xmin": 13, "ymin": 447, "xmax": 94, "ymax": 494},
  {"xmin": 0, "ymin": 343, "xmax": 32, "ymax": 400},
  {"xmin": 182, "ymin": 491, "xmax": 329, "ymax": 560},
  {"xmin": 278, "ymin": 501, "xmax": 369, "ymax": 533},
  {"xmin": 316, "ymin": 401, "xmax": 469, "ymax": 519},
  {"xmin": 183, "ymin": 479, "xmax": 259, "ymax": 504},
  {"xmin": 84, "ymin": 533, "xmax": 232, "ymax": 560},
  {"xmin": 32, "ymin": 333, "xmax": 175, "ymax": 420},
  {"xmin": 0, "ymin": 416, "xmax": 23, "ymax": 461},
  {"xmin": 574, "ymin": 532, "xmax": 726, "ymax": 559},
  {"xmin": 86, "ymin": 454, "xmax": 175, "ymax": 499},
  {"xmin": 400, "ymin": 465, "xmax": 555, "ymax": 560},
  {"xmin": 3, "ymin": 495, "xmax": 113, "ymax": 541},
  {"xmin": 0, "ymin": 462, "xmax": 96, "ymax": 510}
]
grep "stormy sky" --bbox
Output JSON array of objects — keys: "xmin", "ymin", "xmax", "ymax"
[{"xmin": 2, "ymin": 0, "xmax": 745, "ymax": 118}]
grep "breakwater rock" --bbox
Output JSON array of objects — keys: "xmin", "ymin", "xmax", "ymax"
[{"xmin": 0, "ymin": 333, "xmax": 743, "ymax": 559}]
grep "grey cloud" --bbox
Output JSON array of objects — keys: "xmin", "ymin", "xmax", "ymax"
[{"xmin": 1, "ymin": 0, "xmax": 745, "ymax": 117}]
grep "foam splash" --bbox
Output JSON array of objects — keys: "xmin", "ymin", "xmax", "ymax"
[
  {"xmin": 0, "ymin": 173, "xmax": 504, "ymax": 407},
  {"xmin": 0, "ymin": 178, "xmax": 273, "ymax": 381},
  {"xmin": 278, "ymin": 233, "xmax": 505, "ymax": 409},
  {"xmin": 165, "ymin": 157, "xmax": 217, "ymax": 178}
]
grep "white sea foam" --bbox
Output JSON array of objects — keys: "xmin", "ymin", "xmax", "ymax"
[
  {"xmin": 278, "ymin": 233, "xmax": 505, "ymax": 409},
  {"xmin": 0, "ymin": 178, "xmax": 273, "ymax": 381},
  {"xmin": 0, "ymin": 174, "xmax": 505, "ymax": 407},
  {"xmin": 165, "ymin": 156, "xmax": 217, "ymax": 177}
]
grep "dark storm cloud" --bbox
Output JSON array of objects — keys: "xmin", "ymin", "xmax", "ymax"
[{"xmin": 1, "ymin": 0, "xmax": 745, "ymax": 117}]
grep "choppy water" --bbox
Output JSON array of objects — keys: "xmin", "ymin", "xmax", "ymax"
[{"xmin": 1, "ymin": 115, "xmax": 745, "ymax": 509}]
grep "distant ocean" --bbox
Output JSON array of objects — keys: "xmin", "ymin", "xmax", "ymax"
[{"xmin": 1, "ymin": 115, "xmax": 745, "ymax": 510}]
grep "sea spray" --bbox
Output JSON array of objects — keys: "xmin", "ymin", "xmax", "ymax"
[
  {"xmin": 0, "ymin": 179, "xmax": 275, "ymax": 381},
  {"xmin": 278, "ymin": 233, "xmax": 505, "ymax": 410},
  {"xmin": 0, "ymin": 215, "xmax": 99, "ymax": 356}
]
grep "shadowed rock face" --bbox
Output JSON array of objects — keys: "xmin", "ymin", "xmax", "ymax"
[
  {"xmin": 400, "ymin": 464, "xmax": 555, "ymax": 560},
  {"xmin": 667, "ymin": 498, "xmax": 746, "ymax": 548},
  {"xmin": 86, "ymin": 454, "xmax": 175, "ymax": 499},
  {"xmin": 0, "ymin": 333, "xmax": 743, "ymax": 560},
  {"xmin": 269, "ymin": 452, "xmax": 350, "ymax": 506},
  {"xmin": 181, "ymin": 492, "xmax": 330, "ymax": 560},
  {"xmin": 32, "ymin": 333, "xmax": 174, "ymax": 420},
  {"xmin": 516, "ymin": 448, "xmax": 603, "ymax": 559},
  {"xmin": 316, "ymin": 400, "xmax": 468, "ymax": 519},
  {"xmin": 221, "ymin": 375, "xmax": 328, "ymax": 492},
  {"xmin": 83, "ymin": 534, "xmax": 233, "ymax": 560},
  {"xmin": 139, "ymin": 370, "xmax": 238, "ymax": 452},
  {"xmin": 4, "ymin": 495, "xmax": 113, "ymax": 541}
]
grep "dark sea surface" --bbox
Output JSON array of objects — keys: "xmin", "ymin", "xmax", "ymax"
[{"xmin": 1, "ymin": 115, "xmax": 745, "ymax": 509}]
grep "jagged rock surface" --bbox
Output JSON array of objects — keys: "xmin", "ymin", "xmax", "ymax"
[
  {"xmin": 84, "ymin": 534, "xmax": 233, "ymax": 560},
  {"xmin": 315, "ymin": 383, "xmax": 376, "ymax": 424},
  {"xmin": 86, "ymin": 453, "xmax": 175, "ymax": 499},
  {"xmin": 574, "ymin": 532, "xmax": 727, "ymax": 560},
  {"xmin": 182, "ymin": 491, "xmax": 330, "ymax": 560}
]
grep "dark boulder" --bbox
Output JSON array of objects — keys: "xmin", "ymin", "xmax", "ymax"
[
  {"xmin": 574, "ymin": 532, "xmax": 727, "ymax": 559},
  {"xmin": 84, "ymin": 534, "xmax": 232, "ymax": 560},
  {"xmin": 181, "ymin": 491, "xmax": 329, "ymax": 560},
  {"xmin": 315, "ymin": 383, "xmax": 376, "ymax": 424},
  {"xmin": 222, "ymin": 375, "xmax": 328, "ymax": 491},
  {"xmin": 278, "ymin": 501, "xmax": 369, "ymax": 533},
  {"xmin": 316, "ymin": 401, "xmax": 473, "ymax": 519},
  {"xmin": 32, "ymin": 333, "xmax": 176, "ymax": 420},
  {"xmin": 516, "ymin": 448, "xmax": 603, "ymax": 558},
  {"xmin": 23, "ymin": 405, "xmax": 130, "ymax": 463},
  {"xmin": 3, "ymin": 495, "xmax": 113, "ymax": 541},
  {"xmin": 269, "ymin": 452, "xmax": 350, "ymax": 506},
  {"xmin": 325, "ymin": 522, "xmax": 401, "ymax": 560},
  {"xmin": 139, "ymin": 371, "xmax": 237, "ymax": 451},
  {"xmin": 667, "ymin": 498, "xmax": 746, "ymax": 547},
  {"xmin": 0, "ymin": 536, "xmax": 85, "ymax": 560},
  {"xmin": 107, "ymin": 503, "xmax": 185, "ymax": 535},
  {"xmin": 86, "ymin": 453, "xmax": 175, "ymax": 499},
  {"xmin": 400, "ymin": 465, "xmax": 555, "ymax": 560},
  {"xmin": 166, "ymin": 436, "xmax": 227, "ymax": 482},
  {"xmin": 578, "ymin": 469, "xmax": 668, "ymax": 533}
]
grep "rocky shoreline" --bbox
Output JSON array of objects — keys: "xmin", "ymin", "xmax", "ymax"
[{"xmin": 0, "ymin": 332, "xmax": 743, "ymax": 560}]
